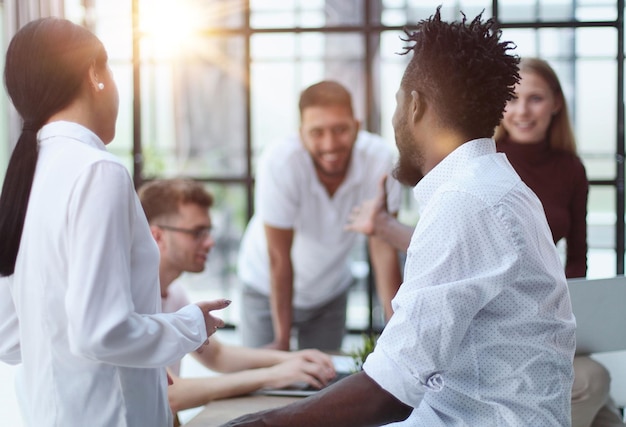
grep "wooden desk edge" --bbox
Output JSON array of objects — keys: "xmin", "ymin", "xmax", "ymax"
[{"xmin": 184, "ymin": 393, "xmax": 303, "ymax": 426}]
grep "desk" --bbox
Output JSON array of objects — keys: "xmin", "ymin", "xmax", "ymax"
[{"xmin": 184, "ymin": 394, "xmax": 302, "ymax": 426}]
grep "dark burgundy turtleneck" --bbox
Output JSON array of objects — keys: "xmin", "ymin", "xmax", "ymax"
[{"xmin": 496, "ymin": 137, "xmax": 588, "ymax": 278}]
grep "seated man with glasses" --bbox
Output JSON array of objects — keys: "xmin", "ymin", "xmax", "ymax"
[{"xmin": 138, "ymin": 178, "xmax": 336, "ymax": 422}]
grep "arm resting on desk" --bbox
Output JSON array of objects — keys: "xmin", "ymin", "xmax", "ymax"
[
  {"xmin": 169, "ymin": 348, "xmax": 335, "ymax": 412},
  {"xmin": 219, "ymin": 371, "xmax": 412, "ymax": 427}
]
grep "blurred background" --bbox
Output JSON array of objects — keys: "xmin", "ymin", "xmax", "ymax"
[{"xmin": 0, "ymin": 0, "xmax": 625, "ymax": 424}]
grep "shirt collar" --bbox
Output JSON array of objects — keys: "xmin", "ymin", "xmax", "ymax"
[
  {"xmin": 38, "ymin": 121, "xmax": 107, "ymax": 151},
  {"xmin": 413, "ymin": 138, "xmax": 496, "ymax": 213}
]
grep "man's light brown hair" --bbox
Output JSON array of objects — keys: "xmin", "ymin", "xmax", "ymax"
[
  {"xmin": 298, "ymin": 80, "xmax": 354, "ymax": 118},
  {"xmin": 138, "ymin": 178, "xmax": 213, "ymax": 224}
]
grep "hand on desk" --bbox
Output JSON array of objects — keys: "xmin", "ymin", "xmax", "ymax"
[{"xmin": 264, "ymin": 349, "xmax": 336, "ymax": 390}]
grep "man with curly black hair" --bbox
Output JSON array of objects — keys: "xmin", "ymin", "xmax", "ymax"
[{"xmin": 221, "ymin": 7, "xmax": 576, "ymax": 426}]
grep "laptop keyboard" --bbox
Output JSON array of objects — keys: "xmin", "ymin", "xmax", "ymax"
[{"xmin": 303, "ymin": 371, "xmax": 353, "ymax": 391}]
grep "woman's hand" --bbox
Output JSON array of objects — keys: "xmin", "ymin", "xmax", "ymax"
[{"xmin": 195, "ymin": 299, "xmax": 231, "ymax": 353}]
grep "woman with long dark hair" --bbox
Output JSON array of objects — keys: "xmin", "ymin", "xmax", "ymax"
[{"xmin": 0, "ymin": 17, "xmax": 228, "ymax": 426}]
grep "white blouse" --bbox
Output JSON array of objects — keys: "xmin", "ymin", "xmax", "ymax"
[{"xmin": 0, "ymin": 121, "xmax": 207, "ymax": 427}]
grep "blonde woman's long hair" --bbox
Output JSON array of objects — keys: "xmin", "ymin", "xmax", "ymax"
[{"xmin": 494, "ymin": 57, "xmax": 578, "ymax": 154}]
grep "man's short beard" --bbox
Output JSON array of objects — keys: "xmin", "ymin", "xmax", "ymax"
[{"xmin": 392, "ymin": 155, "xmax": 423, "ymax": 187}]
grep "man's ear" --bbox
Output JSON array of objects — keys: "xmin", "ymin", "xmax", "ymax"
[
  {"xmin": 87, "ymin": 62, "xmax": 102, "ymax": 93},
  {"xmin": 410, "ymin": 90, "xmax": 426, "ymax": 124},
  {"xmin": 150, "ymin": 224, "xmax": 163, "ymax": 244}
]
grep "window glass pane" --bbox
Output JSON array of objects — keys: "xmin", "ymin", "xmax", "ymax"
[
  {"xmin": 499, "ymin": 0, "xmax": 573, "ymax": 22},
  {"xmin": 381, "ymin": 0, "xmax": 491, "ymax": 27},
  {"xmin": 575, "ymin": 1, "xmax": 617, "ymax": 21},
  {"xmin": 142, "ymin": 36, "xmax": 247, "ymax": 178},
  {"xmin": 378, "ymin": 30, "xmax": 408, "ymax": 158},
  {"xmin": 107, "ymin": 63, "xmax": 134, "ymax": 170},
  {"xmin": 539, "ymin": 0, "xmax": 575, "ymax": 20},
  {"xmin": 91, "ymin": 0, "xmax": 133, "ymax": 61},
  {"xmin": 576, "ymin": 27, "xmax": 617, "ymax": 58},
  {"xmin": 251, "ymin": 0, "xmax": 324, "ymax": 10},
  {"xmin": 589, "ymin": 186, "xmax": 616, "ymax": 247},
  {"xmin": 251, "ymin": 32, "xmax": 365, "ymax": 160},
  {"xmin": 499, "ymin": 0, "xmax": 616, "ymax": 22},
  {"xmin": 588, "ymin": 186, "xmax": 616, "ymax": 278},
  {"xmin": 250, "ymin": 61, "xmax": 305, "ymax": 161},
  {"xmin": 90, "ymin": 1, "xmax": 134, "ymax": 170},
  {"xmin": 252, "ymin": 31, "xmax": 348, "ymax": 60},
  {"xmin": 251, "ymin": 10, "xmax": 324, "ymax": 28},
  {"xmin": 500, "ymin": 29, "xmax": 538, "ymax": 58},
  {"xmin": 499, "ymin": 28, "xmax": 577, "ymax": 58},
  {"xmin": 499, "ymin": 1, "xmax": 540, "ymax": 22},
  {"xmin": 251, "ymin": 0, "xmax": 363, "ymax": 29},
  {"xmin": 139, "ymin": 61, "xmax": 176, "ymax": 177},
  {"xmin": 139, "ymin": 0, "xmax": 244, "ymax": 32},
  {"xmin": 537, "ymin": 28, "xmax": 575, "ymax": 57},
  {"xmin": 576, "ymin": 59, "xmax": 616, "ymax": 180}
]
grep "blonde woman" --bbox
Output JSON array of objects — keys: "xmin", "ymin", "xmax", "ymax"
[{"xmin": 495, "ymin": 57, "xmax": 587, "ymax": 279}]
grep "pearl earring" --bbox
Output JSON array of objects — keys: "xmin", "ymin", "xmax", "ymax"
[{"xmin": 97, "ymin": 82, "xmax": 105, "ymax": 90}]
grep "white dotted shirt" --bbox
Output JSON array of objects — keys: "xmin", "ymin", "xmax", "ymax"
[{"xmin": 364, "ymin": 138, "xmax": 576, "ymax": 426}]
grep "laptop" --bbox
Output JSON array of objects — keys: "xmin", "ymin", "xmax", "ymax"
[
  {"xmin": 258, "ymin": 355, "xmax": 357, "ymax": 397},
  {"xmin": 567, "ymin": 276, "xmax": 626, "ymax": 355}
]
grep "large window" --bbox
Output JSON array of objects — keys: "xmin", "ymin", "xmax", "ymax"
[{"xmin": 7, "ymin": 0, "xmax": 622, "ymax": 327}]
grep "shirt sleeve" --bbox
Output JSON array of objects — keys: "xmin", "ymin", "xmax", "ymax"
[
  {"xmin": 385, "ymin": 175, "xmax": 402, "ymax": 215},
  {"xmin": 363, "ymin": 190, "xmax": 520, "ymax": 407},
  {"xmin": 257, "ymin": 143, "xmax": 299, "ymax": 229},
  {"xmin": 0, "ymin": 275, "xmax": 21, "ymax": 364},
  {"xmin": 565, "ymin": 157, "xmax": 588, "ymax": 279},
  {"xmin": 65, "ymin": 160, "xmax": 206, "ymax": 368}
]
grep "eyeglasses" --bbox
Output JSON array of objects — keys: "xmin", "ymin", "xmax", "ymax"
[{"xmin": 157, "ymin": 224, "xmax": 213, "ymax": 241}]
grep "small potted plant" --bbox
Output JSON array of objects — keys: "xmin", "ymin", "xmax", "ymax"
[{"xmin": 350, "ymin": 332, "xmax": 380, "ymax": 372}]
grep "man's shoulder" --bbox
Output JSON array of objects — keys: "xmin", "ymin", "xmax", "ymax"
[
  {"xmin": 436, "ymin": 154, "xmax": 522, "ymax": 206},
  {"xmin": 260, "ymin": 135, "xmax": 306, "ymax": 164}
]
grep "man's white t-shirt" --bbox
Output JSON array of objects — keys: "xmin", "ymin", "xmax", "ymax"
[{"xmin": 238, "ymin": 130, "xmax": 401, "ymax": 309}]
